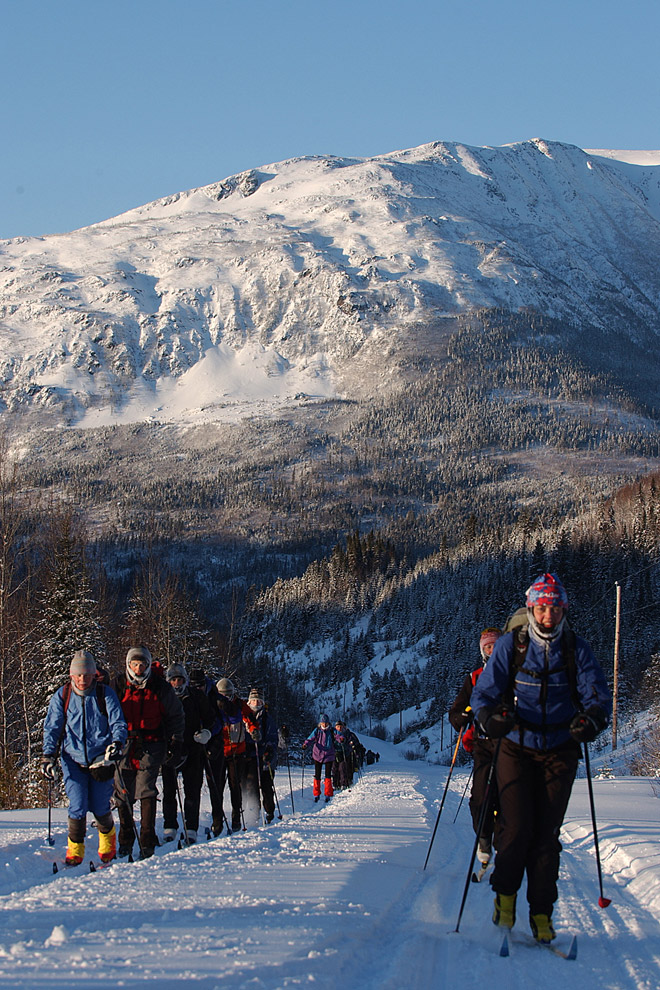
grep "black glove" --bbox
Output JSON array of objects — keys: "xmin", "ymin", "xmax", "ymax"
[
  {"xmin": 105, "ymin": 741, "xmax": 123, "ymax": 761},
  {"xmin": 41, "ymin": 756, "xmax": 57, "ymax": 780},
  {"xmin": 263, "ymin": 745, "xmax": 273, "ymax": 764},
  {"xmin": 450, "ymin": 709, "xmax": 473, "ymax": 732},
  {"xmin": 250, "ymin": 727, "xmax": 261, "ymax": 742},
  {"xmin": 165, "ymin": 739, "xmax": 186, "ymax": 770},
  {"xmin": 569, "ymin": 708, "xmax": 607, "ymax": 743},
  {"xmin": 479, "ymin": 706, "xmax": 516, "ymax": 739},
  {"xmin": 206, "ymin": 735, "xmax": 222, "ymax": 761}
]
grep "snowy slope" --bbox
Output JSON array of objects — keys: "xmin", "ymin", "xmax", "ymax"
[
  {"xmin": 585, "ymin": 150, "xmax": 660, "ymax": 166},
  {"xmin": 1, "ymin": 743, "xmax": 659, "ymax": 988},
  {"xmin": 2, "ymin": 139, "xmax": 660, "ymax": 427}
]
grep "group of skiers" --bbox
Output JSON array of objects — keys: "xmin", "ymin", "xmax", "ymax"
[
  {"xmin": 42, "ymin": 642, "xmax": 369, "ymax": 868},
  {"xmin": 42, "ymin": 650, "xmax": 282, "ymax": 865},
  {"xmin": 448, "ymin": 572, "xmax": 611, "ymax": 944},
  {"xmin": 41, "ymin": 569, "xmax": 606, "ymax": 949},
  {"xmin": 302, "ymin": 715, "xmax": 363, "ymax": 801}
]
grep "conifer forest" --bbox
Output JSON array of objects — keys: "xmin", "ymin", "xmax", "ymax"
[{"xmin": 2, "ymin": 308, "xmax": 660, "ymax": 801}]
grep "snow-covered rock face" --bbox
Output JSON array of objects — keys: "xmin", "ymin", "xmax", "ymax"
[{"xmin": 1, "ymin": 139, "xmax": 660, "ymax": 427}]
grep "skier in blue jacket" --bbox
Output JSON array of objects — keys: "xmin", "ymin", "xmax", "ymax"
[
  {"xmin": 471, "ymin": 573, "xmax": 611, "ymax": 943},
  {"xmin": 42, "ymin": 650, "xmax": 127, "ymax": 866}
]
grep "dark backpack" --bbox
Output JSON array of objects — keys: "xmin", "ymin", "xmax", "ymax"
[
  {"xmin": 60, "ymin": 679, "xmax": 108, "ymax": 720},
  {"xmin": 504, "ymin": 616, "xmax": 580, "ymax": 722}
]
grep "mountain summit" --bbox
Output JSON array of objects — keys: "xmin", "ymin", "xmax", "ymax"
[{"xmin": 1, "ymin": 138, "xmax": 660, "ymax": 427}]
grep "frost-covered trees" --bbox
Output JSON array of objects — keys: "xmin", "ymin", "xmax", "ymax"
[{"xmin": 29, "ymin": 510, "xmax": 107, "ymax": 730}]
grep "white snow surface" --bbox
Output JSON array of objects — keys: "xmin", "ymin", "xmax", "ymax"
[{"xmin": 1, "ymin": 739, "xmax": 659, "ymax": 988}]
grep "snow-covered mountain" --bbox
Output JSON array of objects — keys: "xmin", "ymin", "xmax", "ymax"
[{"xmin": 2, "ymin": 139, "xmax": 660, "ymax": 427}]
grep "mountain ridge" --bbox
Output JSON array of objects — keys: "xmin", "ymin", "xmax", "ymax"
[{"xmin": 2, "ymin": 137, "xmax": 660, "ymax": 428}]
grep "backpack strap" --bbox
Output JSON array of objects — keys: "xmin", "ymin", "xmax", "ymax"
[
  {"xmin": 505, "ymin": 627, "xmax": 530, "ymax": 706},
  {"xmin": 61, "ymin": 681, "xmax": 72, "ymax": 714},
  {"xmin": 562, "ymin": 628, "xmax": 579, "ymax": 711},
  {"xmin": 507, "ymin": 625, "xmax": 580, "ymax": 727},
  {"xmin": 95, "ymin": 681, "xmax": 108, "ymax": 719}
]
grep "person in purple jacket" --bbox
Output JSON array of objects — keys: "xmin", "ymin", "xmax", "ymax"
[{"xmin": 302, "ymin": 714, "xmax": 336, "ymax": 802}]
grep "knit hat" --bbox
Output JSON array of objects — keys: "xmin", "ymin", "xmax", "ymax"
[
  {"xmin": 166, "ymin": 662, "xmax": 189, "ymax": 696},
  {"xmin": 126, "ymin": 646, "xmax": 152, "ymax": 686},
  {"xmin": 319, "ymin": 713, "xmax": 330, "ymax": 724},
  {"xmin": 70, "ymin": 650, "xmax": 96, "ymax": 676},
  {"xmin": 188, "ymin": 667, "xmax": 206, "ymax": 688},
  {"xmin": 248, "ymin": 687, "xmax": 265, "ymax": 704},
  {"xmin": 526, "ymin": 573, "xmax": 569, "ymax": 609},
  {"xmin": 216, "ymin": 677, "xmax": 235, "ymax": 699},
  {"xmin": 479, "ymin": 628, "xmax": 501, "ymax": 653}
]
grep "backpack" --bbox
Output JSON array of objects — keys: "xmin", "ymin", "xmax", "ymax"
[
  {"xmin": 60, "ymin": 679, "xmax": 108, "ymax": 720},
  {"xmin": 505, "ymin": 618, "xmax": 580, "ymax": 719},
  {"xmin": 56, "ymin": 681, "xmax": 113, "ymax": 776}
]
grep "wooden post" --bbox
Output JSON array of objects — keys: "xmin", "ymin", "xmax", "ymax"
[{"xmin": 612, "ymin": 581, "xmax": 621, "ymax": 751}]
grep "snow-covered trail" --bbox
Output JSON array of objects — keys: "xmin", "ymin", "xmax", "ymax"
[{"xmin": 0, "ymin": 754, "xmax": 658, "ymax": 988}]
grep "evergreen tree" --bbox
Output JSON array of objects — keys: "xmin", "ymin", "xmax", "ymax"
[{"xmin": 28, "ymin": 509, "xmax": 106, "ymax": 745}]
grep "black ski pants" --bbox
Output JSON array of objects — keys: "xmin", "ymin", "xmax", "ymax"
[
  {"xmin": 491, "ymin": 737, "xmax": 579, "ymax": 915},
  {"xmin": 243, "ymin": 755, "xmax": 275, "ymax": 820},
  {"xmin": 205, "ymin": 747, "xmax": 226, "ymax": 831},
  {"xmin": 220, "ymin": 752, "xmax": 246, "ymax": 827},
  {"xmin": 161, "ymin": 752, "xmax": 204, "ymax": 832}
]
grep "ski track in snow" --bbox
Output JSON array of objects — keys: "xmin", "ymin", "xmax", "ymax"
[{"xmin": 0, "ymin": 751, "xmax": 658, "ymax": 988}]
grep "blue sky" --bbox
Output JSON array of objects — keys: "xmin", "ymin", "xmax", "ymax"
[{"xmin": 2, "ymin": 0, "xmax": 659, "ymax": 239}]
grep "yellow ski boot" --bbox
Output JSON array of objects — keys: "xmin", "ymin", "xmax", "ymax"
[
  {"xmin": 492, "ymin": 893, "xmax": 516, "ymax": 929},
  {"xmin": 530, "ymin": 912, "xmax": 556, "ymax": 943},
  {"xmin": 65, "ymin": 839, "xmax": 85, "ymax": 866},
  {"xmin": 98, "ymin": 824, "xmax": 117, "ymax": 863}
]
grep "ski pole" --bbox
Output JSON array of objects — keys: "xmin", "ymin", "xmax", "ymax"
[
  {"xmin": 203, "ymin": 751, "xmax": 232, "ymax": 834},
  {"xmin": 583, "ymin": 742, "xmax": 611, "ymax": 908},
  {"xmin": 268, "ymin": 764, "xmax": 283, "ymax": 819},
  {"xmin": 174, "ymin": 770, "xmax": 191, "ymax": 846},
  {"xmin": 230, "ymin": 752, "xmax": 246, "ymax": 831},
  {"xmin": 47, "ymin": 778, "xmax": 55, "ymax": 846},
  {"xmin": 453, "ymin": 764, "xmax": 474, "ymax": 824},
  {"xmin": 114, "ymin": 761, "xmax": 146, "ymax": 861},
  {"xmin": 423, "ymin": 727, "xmax": 464, "ymax": 871},
  {"xmin": 301, "ymin": 747, "xmax": 306, "ymax": 800},
  {"xmin": 284, "ymin": 743, "xmax": 295, "ymax": 813},
  {"xmin": 255, "ymin": 751, "xmax": 267, "ymax": 827},
  {"xmin": 453, "ymin": 739, "xmax": 501, "ymax": 933}
]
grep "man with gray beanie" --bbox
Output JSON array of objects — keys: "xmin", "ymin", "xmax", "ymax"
[
  {"xmin": 111, "ymin": 646, "xmax": 185, "ymax": 858},
  {"xmin": 42, "ymin": 650, "xmax": 127, "ymax": 866}
]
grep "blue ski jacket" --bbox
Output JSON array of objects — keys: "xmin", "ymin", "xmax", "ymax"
[
  {"xmin": 43, "ymin": 682, "xmax": 128, "ymax": 766},
  {"xmin": 470, "ymin": 627, "xmax": 611, "ymax": 751}
]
